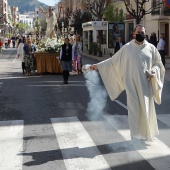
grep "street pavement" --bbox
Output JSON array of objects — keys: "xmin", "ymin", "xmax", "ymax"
[{"xmin": 0, "ymin": 48, "xmax": 170, "ymax": 170}]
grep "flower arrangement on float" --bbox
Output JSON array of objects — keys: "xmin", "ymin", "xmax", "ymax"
[{"xmin": 37, "ymin": 38, "xmax": 62, "ymax": 53}]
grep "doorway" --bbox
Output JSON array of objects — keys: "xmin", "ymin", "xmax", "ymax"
[{"xmin": 165, "ymin": 24, "xmax": 169, "ymax": 56}]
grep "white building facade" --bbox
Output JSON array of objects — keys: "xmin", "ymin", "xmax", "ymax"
[{"xmin": 18, "ymin": 14, "xmax": 34, "ymax": 34}]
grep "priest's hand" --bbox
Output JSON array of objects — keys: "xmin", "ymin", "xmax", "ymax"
[
  {"xmin": 89, "ymin": 64, "xmax": 97, "ymax": 71},
  {"xmin": 146, "ymin": 70, "xmax": 155, "ymax": 80}
]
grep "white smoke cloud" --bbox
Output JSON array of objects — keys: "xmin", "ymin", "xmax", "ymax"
[
  {"xmin": 83, "ymin": 64, "xmax": 148, "ymax": 155},
  {"xmin": 83, "ymin": 66, "xmax": 108, "ymax": 120}
]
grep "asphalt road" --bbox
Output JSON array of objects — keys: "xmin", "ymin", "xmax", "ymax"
[{"xmin": 0, "ymin": 48, "xmax": 170, "ymax": 170}]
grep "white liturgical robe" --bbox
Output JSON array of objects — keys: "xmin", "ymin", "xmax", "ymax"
[{"xmin": 97, "ymin": 39, "xmax": 165, "ymax": 141}]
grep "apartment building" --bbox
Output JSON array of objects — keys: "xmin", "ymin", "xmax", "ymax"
[
  {"xmin": 10, "ymin": 6, "xmax": 19, "ymax": 24},
  {"xmin": 35, "ymin": 7, "xmax": 46, "ymax": 21},
  {"xmin": 114, "ymin": 0, "xmax": 170, "ymax": 56},
  {"xmin": 57, "ymin": 0, "xmax": 84, "ymax": 19},
  {"xmin": 72, "ymin": 0, "xmax": 83, "ymax": 11},
  {"xmin": 19, "ymin": 14, "xmax": 34, "ymax": 29},
  {"xmin": 145, "ymin": 2, "xmax": 170, "ymax": 56},
  {"xmin": 0, "ymin": 0, "xmax": 8, "ymax": 27},
  {"xmin": 0, "ymin": 0, "xmax": 12, "ymax": 36}
]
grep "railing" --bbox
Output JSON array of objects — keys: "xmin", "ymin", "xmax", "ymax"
[
  {"xmin": 151, "ymin": 9, "xmax": 160, "ymax": 15},
  {"xmin": 162, "ymin": 1, "xmax": 170, "ymax": 15},
  {"xmin": 151, "ymin": 0, "xmax": 170, "ymax": 16},
  {"xmin": 125, "ymin": 14, "xmax": 135, "ymax": 20}
]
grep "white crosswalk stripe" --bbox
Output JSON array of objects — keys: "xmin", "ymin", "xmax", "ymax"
[
  {"xmin": 0, "ymin": 120, "xmax": 24, "ymax": 170},
  {"xmin": 104, "ymin": 114, "xmax": 170, "ymax": 170},
  {"xmin": 0, "ymin": 115, "xmax": 170, "ymax": 170},
  {"xmin": 51, "ymin": 117, "xmax": 111, "ymax": 170}
]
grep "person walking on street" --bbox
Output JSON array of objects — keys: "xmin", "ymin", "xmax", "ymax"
[
  {"xmin": 157, "ymin": 33, "xmax": 166, "ymax": 67},
  {"xmin": 89, "ymin": 24, "xmax": 165, "ymax": 142},
  {"xmin": 5, "ymin": 37, "xmax": 8, "ymax": 48},
  {"xmin": 17, "ymin": 38, "xmax": 26, "ymax": 74},
  {"xmin": 72, "ymin": 35, "xmax": 83, "ymax": 74},
  {"xmin": 59, "ymin": 38, "xmax": 74, "ymax": 84},
  {"xmin": 0, "ymin": 38, "xmax": 3, "ymax": 53},
  {"xmin": 7, "ymin": 38, "xmax": 11, "ymax": 48},
  {"xmin": 11, "ymin": 35, "xmax": 16, "ymax": 48},
  {"xmin": 149, "ymin": 32, "xmax": 157, "ymax": 47},
  {"xmin": 23, "ymin": 38, "xmax": 36, "ymax": 76},
  {"xmin": 16, "ymin": 35, "xmax": 23, "ymax": 48},
  {"xmin": 114, "ymin": 37, "xmax": 125, "ymax": 54}
]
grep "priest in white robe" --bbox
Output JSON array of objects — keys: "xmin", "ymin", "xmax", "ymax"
[{"xmin": 90, "ymin": 24, "xmax": 165, "ymax": 142}]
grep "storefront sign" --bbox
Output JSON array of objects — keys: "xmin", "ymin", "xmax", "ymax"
[
  {"xmin": 82, "ymin": 22, "xmax": 93, "ymax": 28},
  {"xmin": 82, "ymin": 21, "xmax": 108, "ymax": 28}
]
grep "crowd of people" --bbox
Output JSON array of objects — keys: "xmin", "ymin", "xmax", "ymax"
[
  {"xmin": 142, "ymin": 32, "xmax": 166, "ymax": 67},
  {"xmin": 14, "ymin": 34, "xmax": 83, "ymax": 80},
  {"xmin": 0, "ymin": 26, "xmax": 166, "ymax": 82},
  {"xmin": 0, "ymin": 33, "xmax": 83, "ymax": 80}
]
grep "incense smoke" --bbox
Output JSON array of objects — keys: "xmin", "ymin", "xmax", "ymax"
[{"xmin": 83, "ymin": 66, "xmax": 108, "ymax": 120}]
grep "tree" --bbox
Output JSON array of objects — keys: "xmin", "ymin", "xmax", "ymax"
[
  {"xmin": 124, "ymin": 0, "xmax": 163, "ymax": 24},
  {"xmin": 82, "ymin": 0, "xmax": 111, "ymax": 55},
  {"xmin": 16, "ymin": 22, "xmax": 30, "ymax": 34},
  {"xmin": 82, "ymin": 0, "xmax": 111, "ymax": 20},
  {"xmin": 39, "ymin": 18, "xmax": 46, "ymax": 35},
  {"xmin": 70, "ymin": 10, "xmax": 92, "ymax": 35},
  {"xmin": 104, "ymin": 4, "xmax": 124, "ymax": 22}
]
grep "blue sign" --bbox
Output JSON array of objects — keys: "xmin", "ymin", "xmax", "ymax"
[{"xmin": 165, "ymin": 0, "xmax": 170, "ymax": 8}]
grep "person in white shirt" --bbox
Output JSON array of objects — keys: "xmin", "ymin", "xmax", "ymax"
[
  {"xmin": 157, "ymin": 33, "xmax": 165, "ymax": 67},
  {"xmin": 17, "ymin": 38, "xmax": 26, "ymax": 74}
]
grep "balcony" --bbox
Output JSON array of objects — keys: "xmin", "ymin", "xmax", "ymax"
[
  {"xmin": 151, "ymin": 9, "xmax": 160, "ymax": 15},
  {"xmin": 125, "ymin": 14, "xmax": 135, "ymax": 20},
  {"xmin": 151, "ymin": 1, "xmax": 170, "ymax": 16},
  {"xmin": 163, "ymin": 8, "xmax": 170, "ymax": 16}
]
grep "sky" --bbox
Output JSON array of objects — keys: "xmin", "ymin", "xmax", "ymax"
[{"xmin": 38, "ymin": 0, "xmax": 60, "ymax": 6}]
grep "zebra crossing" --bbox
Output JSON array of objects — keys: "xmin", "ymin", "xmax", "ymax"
[
  {"xmin": 0, "ymin": 115, "xmax": 170, "ymax": 170},
  {"xmin": 51, "ymin": 117, "xmax": 111, "ymax": 170},
  {"xmin": 0, "ymin": 120, "xmax": 24, "ymax": 170}
]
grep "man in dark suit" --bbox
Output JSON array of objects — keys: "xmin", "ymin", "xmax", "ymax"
[{"xmin": 114, "ymin": 37, "xmax": 125, "ymax": 54}]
